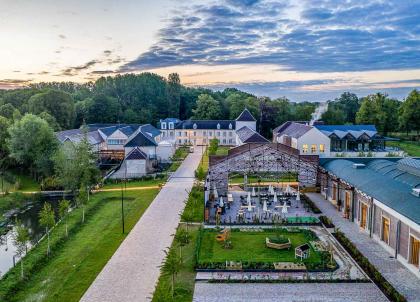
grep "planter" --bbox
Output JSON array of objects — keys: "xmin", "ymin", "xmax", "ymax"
[{"xmin": 265, "ymin": 237, "xmax": 291, "ymax": 250}]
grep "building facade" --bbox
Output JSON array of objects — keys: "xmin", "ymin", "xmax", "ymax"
[{"xmin": 319, "ymin": 158, "xmax": 420, "ymax": 277}]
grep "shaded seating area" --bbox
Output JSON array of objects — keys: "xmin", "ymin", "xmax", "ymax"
[{"xmin": 295, "ymin": 243, "xmax": 310, "ymax": 261}]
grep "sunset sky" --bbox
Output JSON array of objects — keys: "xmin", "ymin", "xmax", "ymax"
[{"xmin": 0, "ymin": 0, "xmax": 419, "ymax": 101}]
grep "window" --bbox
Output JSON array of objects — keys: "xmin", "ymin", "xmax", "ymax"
[
  {"xmin": 223, "ymin": 139, "xmax": 226, "ymax": 144},
  {"xmin": 319, "ymin": 144, "xmax": 325, "ymax": 153},
  {"xmin": 178, "ymin": 139, "xmax": 182, "ymax": 144},
  {"xmin": 193, "ymin": 131, "xmax": 196, "ymax": 136},
  {"xmin": 228, "ymin": 139, "xmax": 233, "ymax": 144},
  {"xmin": 302, "ymin": 144, "xmax": 308, "ymax": 153},
  {"xmin": 381, "ymin": 217, "xmax": 390, "ymax": 245},
  {"xmin": 229, "ymin": 123, "xmax": 232, "ymax": 129},
  {"xmin": 108, "ymin": 139, "xmax": 125, "ymax": 145},
  {"xmin": 409, "ymin": 235, "xmax": 420, "ymax": 268},
  {"xmin": 229, "ymin": 132, "xmax": 233, "ymax": 137},
  {"xmin": 217, "ymin": 123, "xmax": 220, "ymax": 129},
  {"xmin": 216, "ymin": 131, "xmax": 220, "ymax": 136},
  {"xmin": 161, "ymin": 122, "xmax": 167, "ymax": 130},
  {"xmin": 184, "ymin": 131, "xmax": 187, "ymax": 136},
  {"xmin": 178, "ymin": 131, "xmax": 182, "ymax": 136},
  {"xmin": 223, "ymin": 131, "xmax": 227, "ymax": 137},
  {"xmin": 203, "ymin": 131, "xmax": 207, "ymax": 136},
  {"xmin": 170, "ymin": 132, "xmax": 174, "ymax": 137},
  {"xmin": 193, "ymin": 123, "xmax": 197, "ymax": 129},
  {"xmin": 311, "ymin": 144, "xmax": 317, "ymax": 153},
  {"xmin": 209, "ymin": 131, "xmax": 213, "ymax": 136}
]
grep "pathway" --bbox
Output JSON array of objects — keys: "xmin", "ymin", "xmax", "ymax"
[
  {"xmin": 193, "ymin": 282, "xmax": 388, "ymax": 302},
  {"xmin": 80, "ymin": 149, "xmax": 202, "ymax": 302},
  {"xmin": 307, "ymin": 193, "xmax": 420, "ymax": 302}
]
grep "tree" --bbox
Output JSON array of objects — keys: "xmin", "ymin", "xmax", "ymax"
[
  {"xmin": 59, "ymin": 199, "xmax": 70, "ymax": 237},
  {"xmin": 39, "ymin": 202, "xmax": 55, "ymax": 256},
  {"xmin": 38, "ymin": 111, "xmax": 61, "ymax": 131},
  {"xmin": 174, "ymin": 228, "xmax": 191, "ymax": 264},
  {"xmin": 86, "ymin": 94, "xmax": 120, "ymax": 123},
  {"xmin": 167, "ymin": 73, "xmax": 181, "ymax": 117},
  {"xmin": 321, "ymin": 107, "xmax": 346, "ymax": 125},
  {"xmin": 0, "ymin": 116, "xmax": 10, "ymax": 159},
  {"xmin": 0, "ymin": 103, "xmax": 17, "ymax": 119},
  {"xmin": 335, "ymin": 92, "xmax": 360, "ymax": 123},
  {"xmin": 208, "ymin": 138, "xmax": 219, "ymax": 155},
  {"xmin": 399, "ymin": 89, "xmax": 420, "ymax": 134},
  {"xmin": 27, "ymin": 89, "xmax": 75, "ymax": 129},
  {"xmin": 7, "ymin": 114, "xmax": 58, "ymax": 178},
  {"xmin": 356, "ymin": 93, "xmax": 400, "ymax": 135},
  {"xmin": 161, "ymin": 247, "xmax": 181, "ymax": 298},
  {"xmin": 13, "ymin": 221, "xmax": 29, "ymax": 279},
  {"xmin": 192, "ymin": 94, "xmax": 222, "ymax": 120},
  {"xmin": 227, "ymin": 93, "xmax": 259, "ymax": 120}
]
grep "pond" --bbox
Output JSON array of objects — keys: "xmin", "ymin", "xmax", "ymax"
[{"xmin": 0, "ymin": 196, "xmax": 74, "ymax": 277}]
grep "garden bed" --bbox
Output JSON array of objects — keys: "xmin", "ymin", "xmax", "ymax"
[{"xmin": 196, "ymin": 228, "xmax": 335, "ymax": 271}]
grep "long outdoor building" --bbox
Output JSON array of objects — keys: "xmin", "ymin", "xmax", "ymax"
[{"xmin": 319, "ymin": 157, "xmax": 420, "ymax": 277}]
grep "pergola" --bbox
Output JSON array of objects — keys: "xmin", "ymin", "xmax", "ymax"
[{"xmin": 206, "ymin": 143, "xmax": 319, "ymax": 199}]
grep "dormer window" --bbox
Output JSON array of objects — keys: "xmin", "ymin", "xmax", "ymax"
[
  {"xmin": 193, "ymin": 123, "xmax": 197, "ymax": 129},
  {"xmin": 169, "ymin": 122, "xmax": 174, "ymax": 129},
  {"xmin": 217, "ymin": 123, "xmax": 220, "ymax": 130},
  {"xmin": 229, "ymin": 123, "xmax": 232, "ymax": 130},
  {"xmin": 161, "ymin": 122, "xmax": 167, "ymax": 130}
]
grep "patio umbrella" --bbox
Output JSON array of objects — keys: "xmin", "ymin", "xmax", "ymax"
[
  {"xmin": 263, "ymin": 199, "xmax": 268, "ymax": 212},
  {"xmin": 273, "ymin": 191, "xmax": 278, "ymax": 203},
  {"xmin": 247, "ymin": 192, "xmax": 252, "ymax": 212},
  {"xmin": 296, "ymin": 189, "xmax": 301, "ymax": 201},
  {"xmin": 244, "ymin": 174, "xmax": 248, "ymax": 184},
  {"xmin": 282, "ymin": 203, "xmax": 290, "ymax": 214},
  {"xmin": 219, "ymin": 197, "xmax": 224, "ymax": 207},
  {"xmin": 286, "ymin": 184, "xmax": 291, "ymax": 194},
  {"xmin": 213, "ymin": 185, "xmax": 218, "ymax": 199},
  {"xmin": 252, "ymin": 187, "xmax": 256, "ymax": 197}
]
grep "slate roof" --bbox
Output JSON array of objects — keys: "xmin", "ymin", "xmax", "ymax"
[
  {"xmin": 236, "ymin": 109, "xmax": 256, "ymax": 121},
  {"xmin": 274, "ymin": 122, "xmax": 312, "ymax": 139},
  {"xmin": 56, "ymin": 128, "xmax": 83, "ymax": 143},
  {"xmin": 125, "ymin": 147, "xmax": 147, "ymax": 160},
  {"xmin": 141, "ymin": 124, "xmax": 161, "ymax": 138},
  {"xmin": 236, "ymin": 126, "xmax": 269, "ymax": 143},
  {"xmin": 158, "ymin": 118, "xmax": 181, "ymax": 128},
  {"xmin": 95, "ymin": 124, "xmax": 144, "ymax": 137},
  {"xmin": 56, "ymin": 129, "xmax": 103, "ymax": 145},
  {"xmin": 314, "ymin": 124, "xmax": 378, "ymax": 140},
  {"xmin": 321, "ymin": 158, "xmax": 420, "ymax": 224},
  {"xmin": 175, "ymin": 120, "xmax": 235, "ymax": 130},
  {"xmin": 124, "ymin": 125, "xmax": 158, "ymax": 147}
]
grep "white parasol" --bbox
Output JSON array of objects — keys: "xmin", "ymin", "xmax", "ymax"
[
  {"xmin": 213, "ymin": 185, "xmax": 218, "ymax": 199},
  {"xmin": 219, "ymin": 197, "xmax": 224, "ymax": 207},
  {"xmin": 296, "ymin": 189, "xmax": 301, "ymax": 201},
  {"xmin": 263, "ymin": 199, "xmax": 268, "ymax": 212},
  {"xmin": 247, "ymin": 192, "xmax": 252, "ymax": 212},
  {"xmin": 252, "ymin": 187, "xmax": 256, "ymax": 197},
  {"xmin": 286, "ymin": 184, "xmax": 291, "ymax": 194},
  {"xmin": 273, "ymin": 191, "xmax": 278, "ymax": 203},
  {"xmin": 281, "ymin": 203, "xmax": 290, "ymax": 214}
]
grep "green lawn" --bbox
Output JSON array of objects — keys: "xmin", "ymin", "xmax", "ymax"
[
  {"xmin": 168, "ymin": 147, "xmax": 190, "ymax": 172},
  {"xmin": 102, "ymin": 178, "xmax": 165, "ymax": 189},
  {"xmin": 387, "ymin": 140, "xmax": 420, "ymax": 157},
  {"xmin": 181, "ymin": 185, "xmax": 204, "ymax": 223},
  {"xmin": 1, "ymin": 189, "xmax": 159, "ymax": 302},
  {"xmin": 152, "ymin": 225, "xmax": 200, "ymax": 302},
  {"xmin": 198, "ymin": 229, "xmax": 321, "ymax": 264},
  {"xmin": 198, "ymin": 146, "xmax": 230, "ymax": 174},
  {"xmin": 0, "ymin": 170, "xmax": 40, "ymax": 192}
]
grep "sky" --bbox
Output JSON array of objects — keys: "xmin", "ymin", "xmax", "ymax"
[{"xmin": 0, "ymin": 0, "xmax": 419, "ymax": 101}]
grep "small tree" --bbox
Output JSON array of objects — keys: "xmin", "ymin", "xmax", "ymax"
[
  {"xmin": 77, "ymin": 185, "xmax": 88, "ymax": 223},
  {"xmin": 59, "ymin": 199, "xmax": 70, "ymax": 237},
  {"xmin": 208, "ymin": 138, "xmax": 219, "ymax": 155},
  {"xmin": 39, "ymin": 202, "xmax": 55, "ymax": 256},
  {"xmin": 13, "ymin": 221, "xmax": 29, "ymax": 279},
  {"xmin": 161, "ymin": 247, "xmax": 181, "ymax": 298},
  {"xmin": 174, "ymin": 228, "xmax": 191, "ymax": 264}
]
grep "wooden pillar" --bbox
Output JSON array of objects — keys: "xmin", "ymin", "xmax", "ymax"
[{"xmin": 395, "ymin": 220, "xmax": 401, "ymax": 259}]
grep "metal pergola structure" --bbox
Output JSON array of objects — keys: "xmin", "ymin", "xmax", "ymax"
[{"xmin": 206, "ymin": 143, "xmax": 319, "ymax": 198}]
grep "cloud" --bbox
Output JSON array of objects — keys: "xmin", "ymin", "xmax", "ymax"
[
  {"xmin": 103, "ymin": 50, "xmax": 112, "ymax": 56},
  {"xmin": 0, "ymin": 79, "xmax": 32, "ymax": 89},
  {"xmin": 121, "ymin": 0, "xmax": 420, "ymax": 73},
  {"xmin": 60, "ymin": 59, "xmax": 101, "ymax": 76},
  {"xmin": 89, "ymin": 70, "xmax": 117, "ymax": 75},
  {"xmin": 58, "ymin": 34, "xmax": 66, "ymax": 39}
]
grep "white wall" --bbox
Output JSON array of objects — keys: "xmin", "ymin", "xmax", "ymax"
[
  {"xmin": 157, "ymin": 144, "xmax": 175, "ymax": 162},
  {"xmin": 124, "ymin": 146, "xmax": 156, "ymax": 158},
  {"xmin": 105, "ymin": 129, "xmax": 128, "ymax": 150},
  {"xmin": 297, "ymin": 128, "xmax": 330, "ymax": 156}
]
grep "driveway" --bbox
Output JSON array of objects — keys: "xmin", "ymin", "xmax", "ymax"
[{"xmin": 81, "ymin": 149, "xmax": 202, "ymax": 302}]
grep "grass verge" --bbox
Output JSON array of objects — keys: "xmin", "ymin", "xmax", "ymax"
[
  {"xmin": 0, "ymin": 188, "xmax": 159, "ymax": 302},
  {"xmin": 387, "ymin": 140, "xmax": 420, "ymax": 157}
]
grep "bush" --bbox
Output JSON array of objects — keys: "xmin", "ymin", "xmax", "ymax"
[
  {"xmin": 319, "ymin": 215, "xmax": 335, "ymax": 228},
  {"xmin": 301, "ymin": 194, "xmax": 322, "ymax": 214}
]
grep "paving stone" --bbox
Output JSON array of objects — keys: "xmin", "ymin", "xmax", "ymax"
[{"xmin": 81, "ymin": 151, "xmax": 202, "ymax": 302}]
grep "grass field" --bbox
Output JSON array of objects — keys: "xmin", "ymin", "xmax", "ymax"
[
  {"xmin": 152, "ymin": 225, "xmax": 200, "ymax": 302},
  {"xmin": 102, "ymin": 178, "xmax": 165, "ymax": 189},
  {"xmin": 0, "ymin": 170, "xmax": 40, "ymax": 192},
  {"xmin": 198, "ymin": 146, "xmax": 230, "ymax": 174},
  {"xmin": 168, "ymin": 147, "xmax": 190, "ymax": 172},
  {"xmin": 198, "ymin": 229, "xmax": 321, "ymax": 264},
  {"xmin": 1, "ymin": 188, "xmax": 159, "ymax": 302},
  {"xmin": 387, "ymin": 140, "xmax": 420, "ymax": 157}
]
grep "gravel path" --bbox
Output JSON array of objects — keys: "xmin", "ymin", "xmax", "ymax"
[
  {"xmin": 307, "ymin": 193, "xmax": 420, "ymax": 302},
  {"xmin": 193, "ymin": 282, "xmax": 388, "ymax": 302},
  {"xmin": 81, "ymin": 150, "xmax": 202, "ymax": 302}
]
